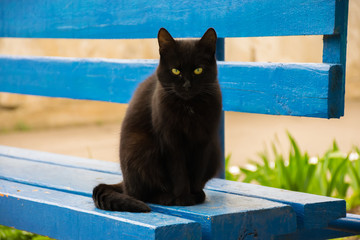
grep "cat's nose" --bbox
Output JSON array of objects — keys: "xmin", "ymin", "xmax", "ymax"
[{"xmin": 183, "ymin": 80, "xmax": 191, "ymax": 90}]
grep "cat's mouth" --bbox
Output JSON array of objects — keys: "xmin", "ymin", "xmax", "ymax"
[{"xmin": 176, "ymin": 91, "xmax": 195, "ymax": 100}]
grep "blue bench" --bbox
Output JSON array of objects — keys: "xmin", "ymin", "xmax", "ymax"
[{"xmin": 1, "ymin": 0, "xmax": 359, "ymax": 239}]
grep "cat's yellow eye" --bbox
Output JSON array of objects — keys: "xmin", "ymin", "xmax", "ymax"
[
  {"xmin": 171, "ymin": 68, "xmax": 181, "ymax": 75},
  {"xmin": 194, "ymin": 67, "xmax": 203, "ymax": 75}
]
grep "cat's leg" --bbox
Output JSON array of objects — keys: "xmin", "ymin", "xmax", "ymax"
[
  {"xmin": 162, "ymin": 147, "xmax": 198, "ymax": 206},
  {"xmin": 202, "ymin": 139, "xmax": 221, "ymax": 182},
  {"xmin": 189, "ymin": 140, "xmax": 221, "ymax": 204},
  {"xmin": 123, "ymin": 163, "xmax": 176, "ymax": 206},
  {"xmin": 120, "ymin": 132, "xmax": 176, "ymax": 206},
  {"xmin": 188, "ymin": 149, "xmax": 207, "ymax": 204}
]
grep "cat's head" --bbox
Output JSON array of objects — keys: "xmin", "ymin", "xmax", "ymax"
[{"xmin": 156, "ymin": 28, "xmax": 218, "ymax": 100}]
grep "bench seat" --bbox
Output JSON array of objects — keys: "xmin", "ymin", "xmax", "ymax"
[{"xmin": 1, "ymin": 145, "xmax": 358, "ymax": 240}]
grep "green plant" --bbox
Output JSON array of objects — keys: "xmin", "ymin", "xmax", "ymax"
[
  {"xmin": 347, "ymin": 147, "xmax": 360, "ymax": 209},
  {"xmin": 239, "ymin": 133, "xmax": 316, "ymax": 192},
  {"xmin": 238, "ymin": 132, "xmax": 360, "ymax": 210},
  {"xmin": 0, "ymin": 225, "xmax": 33, "ymax": 240},
  {"xmin": 0, "ymin": 225, "xmax": 52, "ymax": 240},
  {"xmin": 309, "ymin": 141, "xmax": 349, "ymax": 199}
]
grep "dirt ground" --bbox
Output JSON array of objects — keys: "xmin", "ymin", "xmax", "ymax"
[{"xmin": 0, "ymin": 99, "xmax": 359, "ymax": 167}]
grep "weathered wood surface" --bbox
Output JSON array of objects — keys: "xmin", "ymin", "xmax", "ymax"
[
  {"xmin": 0, "ymin": 145, "xmax": 121, "ymax": 174},
  {"xmin": 216, "ymin": 38, "xmax": 225, "ymax": 179},
  {"xmin": 206, "ymin": 179, "xmax": 346, "ymax": 229},
  {"xmin": 0, "ymin": 150, "xmax": 297, "ymax": 239},
  {"xmin": 328, "ymin": 213, "xmax": 360, "ymax": 234},
  {"xmin": 0, "ymin": 56, "xmax": 343, "ymax": 118},
  {"xmin": 0, "ymin": 180, "xmax": 201, "ymax": 240},
  {"xmin": 276, "ymin": 213, "xmax": 360, "ymax": 240},
  {"xmin": 0, "ymin": 0, "xmax": 338, "ymax": 39},
  {"xmin": 322, "ymin": 0, "xmax": 349, "ymax": 117}
]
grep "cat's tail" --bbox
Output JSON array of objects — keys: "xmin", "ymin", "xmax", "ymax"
[{"xmin": 92, "ymin": 182, "xmax": 151, "ymax": 212}]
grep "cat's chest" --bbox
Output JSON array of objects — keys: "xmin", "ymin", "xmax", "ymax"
[
  {"xmin": 156, "ymin": 102, "xmax": 200, "ymax": 126},
  {"xmin": 174, "ymin": 102, "xmax": 205, "ymax": 120},
  {"xmin": 182, "ymin": 104, "xmax": 195, "ymax": 116},
  {"xmin": 168, "ymin": 103, "xmax": 205, "ymax": 133},
  {"xmin": 155, "ymin": 95, "xmax": 216, "ymax": 130}
]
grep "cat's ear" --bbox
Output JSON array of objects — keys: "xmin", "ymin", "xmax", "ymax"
[
  {"xmin": 158, "ymin": 28, "xmax": 175, "ymax": 53},
  {"xmin": 199, "ymin": 28, "xmax": 217, "ymax": 55}
]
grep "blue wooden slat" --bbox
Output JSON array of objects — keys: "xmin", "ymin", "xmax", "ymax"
[
  {"xmin": 220, "ymin": 61, "xmax": 342, "ymax": 118},
  {"xmin": 0, "ymin": 56, "xmax": 156, "ymax": 104},
  {"xmin": 275, "ymin": 228, "xmax": 355, "ymax": 240},
  {"xmin": 150, "ymin": 192, "xmax": 295, "ymax": 240},
  {"xmin": 328, "ymin": 213, "xmax": 360, "ymax": 235},
  {"xmin": 0, "ymin": 145, "xmax": 121, "ymax": 174},
  {"xmin": 206, "ymin": 179, "xmax": 346, "ymax": 230},
  {"xmin": 0, "ymin": 56, "xmax": 343, "ymax": 118},
  {"xmin": 0, "ymin": 153, "xmax": 297, "ymax": 239},
  {"xmin": 216, "ymin": 38, "xmax": 225, "ymax": 179},
  {"xmin": 322, "ymin": 0, "xmax": 349, "ymax": 64},
  {"xmin": 0, "ymin": 155, "xmax": 122, "ymax": 196},
  {"xmin": 275, "ymin": 214, "xmax": 360, "ymax": 240},
  {"xmin": 322, "ymin": 0, "xmax": 349, "ymax": 117},
  {"xmin": 0, "ymin": 180, "xmax": 201, "ymax": 240},
  {"xmin": 0, "ymin": 0, "xmax": 337, "ymax": 39}
]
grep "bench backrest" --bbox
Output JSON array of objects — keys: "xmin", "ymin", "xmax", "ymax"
[{"xmin": 0, "ymin": 0, "xmax": 349, "ymax": 118}]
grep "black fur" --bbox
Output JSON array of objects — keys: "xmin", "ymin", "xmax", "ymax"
[{"xmin": 93, "ymin": 28, "xmax": 222, "ymax": 212}]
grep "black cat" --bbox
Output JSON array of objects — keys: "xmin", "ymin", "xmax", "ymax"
[{"xmin": 93, "ymin": 28, "xmax": 222, "ymax": 212}]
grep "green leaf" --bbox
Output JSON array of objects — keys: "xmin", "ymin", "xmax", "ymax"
[
  {"xmin": 275, "ymin": 155, "xmax": 292, "ymax": 190},
  {"xmin": 348, "ymin": 161, "xmax": 360, "ymax": 191},
  {"xmin": 303, "ymin": 163, "xmax": 316, "ymax": 192},
  {"xmin": 332, "ymin": 140, "xmax": 339, "ymax": 151},
  {"xmin": 326, "ymin": 158, "xmax": 348, "ymax": 197}
]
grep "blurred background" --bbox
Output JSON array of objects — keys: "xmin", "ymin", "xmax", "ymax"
[{"xmin": 0, "ymin": 0, "xmax": 359, "ymax": 167}]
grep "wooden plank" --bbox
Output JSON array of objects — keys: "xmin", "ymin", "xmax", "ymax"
[
  {"xmin": 0, "ymin": 56, "xmax": 343, "ymax": 118},
  {"xmin": 322, "ymin": 0, "xmax": 349, "ymax": 64},
  {"xmin": 0, "ymin": 153, "xmax": 297, "ymax": 239},
  {"xmin": 0, "ymin": 180, "xmax": 201, "ymax": 240},
  {"xmin": 275, "ymin": 228, "xmax": 354, "ymax": 240},
  {"xmin": 150, "ymin": 191, "xmax": 296, "ymax": 240},
  {"xmin": 0, "ymin": 145, "xmax": 121, "ymax": 174},
  {"xmin": 0, "ymin": 0, "xmax": 337, "ymax": 39},
  {"xmin": 0, "ymin": 154, "xmax": 122, "ymax": 196},
  {"xmin": 328, "ymin": 213, "xmax": 360, "ymax": 235},
  {"xmin": 275, "ymin": 214, "xmax": 360, "ymax": 240},
  {"xmin": 220, "ymin": 61, "xmax": 343, "ymax": 118},
  {"xmin": 216, "ymin": 38, "xmax": 225, "ymax": 178},
  {"xmin": 322, "ymin": 0, "xmax": 349, "ymax": 118},
  {"xmin": 0, "ymin": 56, "xmax": 155, "ymax": 104},
  {"xmin": 206, "ymin": 179, "xmax": 346, "ymax": 230}
]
